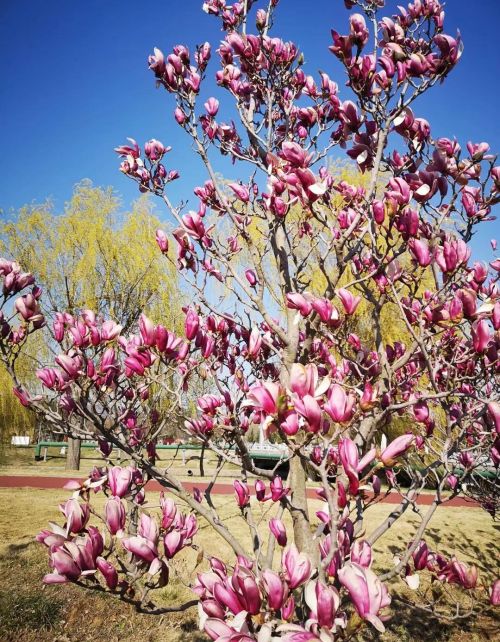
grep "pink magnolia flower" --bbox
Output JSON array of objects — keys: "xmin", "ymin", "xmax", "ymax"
[
  {"xmin": 351, "ymin": 539, "xmax": 372, "ymax": 568},
  {"xmin": 379, "ymin": 434, "xmax": 414, "ymax": 466},
  {"xmin": 59, "ymin": 498, "xmax": 90, "ymax": 534},
  {"xmin": 14, "ymin": 293, "xmax": 42, "ymax": 322},
  {"xmin": 289, "ymin": 363, "xmax": 329, "ymax": 398},
  {"xmin": 231, "ymin": 565, "xmax": 262, "ymax": 615},
  {"xmin": 360, "ymin": 382, "xmax": 378, "ymax": 411},
  {"xmin": 281, "ymin": 595, "xmax": 295, "ymax": 621},
  {"xmin": 155, "ymin": 228, "xmax": 169, "ymax": 253},
  {"xmin": 96, "ymin": 557, "xmax": 119, "ymax": 590},
  {"xmin": 286, "ymin": 292, "xmax": 313, "ymax": 317},
  {"xmin": 305, "ymin": 580, "xmax": 340, "ymax": 630},
  {"xmin": 324, "ymin": 385, "xmax": 355, "ymax": 423},
  {"xmin": 163, "ymin": 530, "xmax": 185, "ymax": 558},
  {"xmin": 203, "ymin": 618, "xmax": 251, "ymax": 641},
  {"xmin": 204, "ymin": 97, "xmax": 219, "ymax": 116},
  {"xmin": 280, "ymin": 410, "xmax": 300, "ymax": 436},
  {"xmin": 409, "ymin": 238, "xmax": 431, "ymax": 267},
  {"xmin": 311, "ymin": 297, "xmax": 340, "ymax": 327},
  {"xmin": 55, "ymin": 354, "xmax": 81, "ymax": 378},
  {"xmin": 144, "ymin": 138, "xmax": 167, "ymax": 160},
  {"xmin": 43, "ymin": 531, "xmax": 103, "ymax": 584},
  {"xmin": 261, "ymin": 569, "xmax": 288, "ymax": 610},
  {"xmin": 37, "ymin": 524, "xmax": 67, "ymax": 550},
  {"xmin": 185, "ymin": 308, "xmax": 200, "ymax": 340},
  {"xmin": 122, "ymin": 535, "xmax": 158, "ymax": 562},
  {"xmin": 44, "ymin": 548, "xmax": 82, "ymax": 584},
  {"xmin": 435, "ymin": 237, "xmax": 470, "ymax": 273},
  {"xmin": 372, "ymin": 200, "xmax": 385, "ymax": 224},
  {"xmin": 357, "ymin": 447, "xmax": 376, "ymax": 472},
  {"xmin": 270, "ymin": 476, "xmax": 289, "ymax": 502},
  {"xmin": 254, "ymin": 479, "xmax": 269, "ymax": 502},
  {"xmin": 269, "ymin": 518, "xmax": 287, "ymax": 546},
  {"xmin": 245, "ymin": 381, "xmax": 283, "ymax": 415},
  {"xmin": 212, "ymin": 580, "xmax": 245, "ymax": 615},
  {"xmin": 139, "ymin": 313, "xmax": 156, "ymax": 346},
  {"xmin": 472, "ymin": 319, "xmax": 491, "ymax": 353},
  {"xmin": 413, "ymin": 399, "xmax": 429, "ymax": 423},
  {"xmin": 489, "ymin": 579, "xmax": 500, "ymax": 606},
  {"xmin": 459, "ymin": 451, "xmax": 474, "ymax": 469},
  {"xmin": 233, "ymin": 480, "xmax": 250, "ymax": 507},
  {"xmin": 338, "ymin": 562, "xmax": 391, "ymax": 632},
  {"xmin": 101, "ymin": 319, "xmax": 122, "ymax": 341},
  {"xmin": 104, "ymin": 497, "xmax": 126, "ymax": 535},
  {"xmin": 350, "ymin": 13, "xmax": 369, "ymax": 47},
  {"xmin": 339, "ymin": 438, "xmax": 359, "ymax": 495},
  {"xmin": 487, "ymin": 402, "xmax": 500, "ymax": 434},
  {"xmin": 294, "ymin": 394, "xmax": 323, "ymax": 433},
  {"xmin": 337, "ymin": 288, "xmax": 361, "ymax": 315},
  {"xmin": 108, "ymin": 466, "xmax": 132, "ymax": 498},
  {"xmin": 138, "ymin": 513, "xmax": 159, "ymax": 545},
  {"xmin": 247, "ymin": 326, "xmax": 262, "ymax": 358},
  {"xmin": 412, "ymin": 540, "xmax": 430, "ymax": 571},
  {"xmin": 245, "ymin": 269, "xmax": 257, "ymax": 287},
  {"xmin": 114, "ymin": 137, "xmax": 140, "ymax": 158},
  {"xmin": 493, "ymin": 302, "xmax": 500, "ymax": 330},
  {"xmin": 282, "ymin": 544, "xmax": 311, "ymax": 589},
  {"xmin": 280, "ymin": 141, "xmax": 312, "ymax": 167},
  {"xmin": 439, "ymin": 558, "xmax": 478, "ymax": 589},
  {"xmin": 229, "ymin": 182, "xmax": 250, "ymax": 202},
  {"xmin": 12, "ymin": 386, "xmax": 33, "ymax": 407},
  {"xmin": 36, "ymin": 367, "xmax": 62, "ymax": 390}
]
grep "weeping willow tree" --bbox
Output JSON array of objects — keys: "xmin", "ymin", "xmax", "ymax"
[
  {"xmin": 0, "ymin": 364, "xmax": 34, "ymax": 443},
  {"xmin": 0, "ymin": 180, "xmax": 184, "ymax": 453},
  {"xmin": 1, "ymin": 180, "xmax": 182, "ymax": 330}
]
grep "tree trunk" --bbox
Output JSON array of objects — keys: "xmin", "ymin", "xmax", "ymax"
[
  {"xmin": 287, "ymin": 455, "xmax": 314, "ymax": 556},
  {"xmin": 66, "ymin": 437, "xmax": 81, "ymax": 470},
  {"xmin": 280, "ymin": 318, "xmax": 314, "ymax": 557}
]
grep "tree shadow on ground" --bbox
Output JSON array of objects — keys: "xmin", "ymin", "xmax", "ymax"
[{"xmin": 357, "ymin": 598, "xmax": 500, "ymax": 642}]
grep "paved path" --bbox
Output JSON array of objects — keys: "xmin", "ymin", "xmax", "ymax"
[{"xmin": 0, "ymin": 475, "xmax": 479, "ymax": 508}]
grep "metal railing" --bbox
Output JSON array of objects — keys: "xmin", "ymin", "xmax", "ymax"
[{"xmin": 33, "ymin": 441, "xmax": 287, "ymax": 462}]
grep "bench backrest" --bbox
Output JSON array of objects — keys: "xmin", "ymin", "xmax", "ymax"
[{"xmin": 10, "ymin": 435, "xmax": 30, "ymax": 446}]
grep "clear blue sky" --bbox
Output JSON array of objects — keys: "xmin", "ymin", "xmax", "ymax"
[{"xmin": 1, "ymin": 0, "xmax": 499, "ymax": 252}]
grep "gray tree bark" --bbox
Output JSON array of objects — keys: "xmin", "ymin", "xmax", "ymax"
[{"xmin": 66, "ymin": 437, "xmax": 81, "ymax": 470}]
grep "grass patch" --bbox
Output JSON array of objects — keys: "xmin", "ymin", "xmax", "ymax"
[
  {"xmin": 0, "ymin": 444, "xmax": 239, "ymax": 479},
  {"xmin": 0, "ymin": 486, "xmax": 498, "ymax": 641},
  {"xmin": 0, "ymin": 590, "xmax": 62, "ymax": 634}
]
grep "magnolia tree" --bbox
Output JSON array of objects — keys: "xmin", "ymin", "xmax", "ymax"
[{"xmin": 2, "ymin": 0, "xmax": 500, "ymax": 638}]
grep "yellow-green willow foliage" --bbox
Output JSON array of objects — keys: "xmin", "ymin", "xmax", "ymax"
[
  {"xmin": 0, "ymin": 180, "xmax": 185, "ymax": 443},
  {"xmin": 0, "ymin": 364, "xmax": 34, "ymax": 440},
  {"xmin": 0, "ymin": 180, "xmax": 182, "ymax": 331}
]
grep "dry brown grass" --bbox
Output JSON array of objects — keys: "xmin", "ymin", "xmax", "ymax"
[
  {"xmin": 0, "ymin": 444, "xmax": 239, "ymax": 480},
  {"xmin": 0, "ymin": 485, "xmax": 498, "ymax": 642}
]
